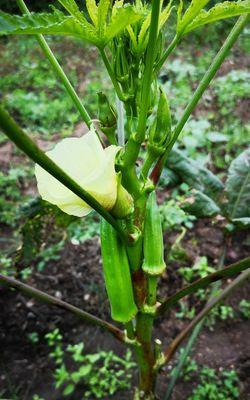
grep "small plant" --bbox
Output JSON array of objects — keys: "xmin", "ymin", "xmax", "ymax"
[
  {"xmin": 238, "ymin": 299, "xmax": 250, "ymax": 319},
  {"xmin": 36, "ymin": 241, "xmax": 64, "ymax": 272},
  {"xmin": 188, "ymin": 366, "xmax": 240, "ymax": 400},
  {"xmin": 45, "ymin": 329, "xmax": 135, "ymax": 399}
]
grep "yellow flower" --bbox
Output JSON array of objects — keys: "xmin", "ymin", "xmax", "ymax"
[{"xmin": 35, "ymin": 129, "xmax": 120, "ymax": 217}]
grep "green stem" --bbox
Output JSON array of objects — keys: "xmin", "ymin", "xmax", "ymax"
[
  {"xmin": 0, "ymin": 106, "xmax": 129, "ymax": 244},
  {"xmin": 99, "ymin": 48, "xmax": 127, "ymax": 102},
  {"xmin": 17, "ymin": 0, "xmax": 91, "ymax": 128},
  {"xmin": 161, "ymin": 268, "xmax": 250, "ymax": 366},
  {"xmin": 125, "ymin": 321, "xmax": 135, "ymax": 340},
  {"xmin": 150, "ymin": 14, "xmax": 249, "ymax": 185},
  {"xmin": 0, "ymin": 273, "xmax": 125, "ymax": 342},
  {"xmin": 136, "ymin": 0, "xmax": 161, "ymax": 144},
  {"xmin": 123, "ymin": 0, "xmax": 161, "ymax": 176},
  {"xmin": 154, "ymin": 34, "xmax": 179, "ymax": 75},
  {"xmin": 157, "ymin": 256, "xmax": 250, "ymax": 316},
  {"xmin": 147, "ymin": 276, "xmax": 158, "ymax": 306}
]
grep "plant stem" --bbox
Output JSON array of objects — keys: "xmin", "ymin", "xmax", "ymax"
[
  {"xmin": 99, "ymin": 48, "xmax": 127, "ymax": 102},
  {"xmin": 151, "ymin": 14, "xmax": 249, "ymax": 185},
  {"xmin": 147, "ymin": 276, "xmax": 158, "ymax": 306},
  {"xmin": 16, "ymin": 0, "xmax": 91, "ymax": 127},
  {"xmin": 157, "ymin": 256, "xmax": 250, "ymax": 316},
  {"xmin": 123, "ymin": 0, "xmax": 161, "ymax": 172},
  {"xmin": 161, "ymin": 268, "xmax": 250, "ymax": 366},
  {"xmin": 0, "ymin": 273, "xmax": 125, "ymax": 343},
  {"xmin": 135, "ymin": 312, "xmax": 156, "ymax": 398},
  {"xmin": 0, "ymin": 106, "xmax": 130, "ymax": 244}
]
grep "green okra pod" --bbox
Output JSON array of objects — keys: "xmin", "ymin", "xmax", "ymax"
[
  {"xmin": 142, "ymin": 191, "xmax": 166, "ymax": 276},
  {"xmin": 100, "ymin": 219, "xmax": 138, "ymax": 323}
]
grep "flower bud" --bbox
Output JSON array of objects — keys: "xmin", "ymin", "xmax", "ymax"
[
  {"xmin": 111, "ymin": 173, "xmax": 134, "ymax": 219},
  {"xmin": 149, "ymin": 87, "xmax": 172, "ymax": 146},
  {"xmin": 98, "ymin": 92, "xmax": 117, "ymax": 144}
]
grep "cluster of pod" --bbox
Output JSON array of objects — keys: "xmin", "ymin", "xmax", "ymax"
[{"xmin": 100, "ymin": 191, "xmax": 166, "ymax": 324}]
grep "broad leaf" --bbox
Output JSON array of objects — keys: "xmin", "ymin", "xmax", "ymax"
[
  {"xmin": 181, "ymin": 190, "xmax": 221, "ymax": 217},
  {"xmin": 185, "ymin": 1, "xmax": 250, "ymax": 34},
  {"xmin": 166, "ymin": 148, "xmax": 224, "ymax": 198},
  {"xmin": 177, "ymin": 0, "xmax": 211, "ymax": 34},
  {"xmin": 225, "ymin": 148, "xmax": 250, "ymax": 219},
  {"xmin": 232, "ymin": 217, "xmax": 250, "ymax": 228},
  {"xmin": 0, "ymin": 11, "xmax": 100, "ymax": 44}
]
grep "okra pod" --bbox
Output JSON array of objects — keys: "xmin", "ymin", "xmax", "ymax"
[
  {"xmin": 100, "ymin": 219, "xmax": 138, "ymax": 323},
  {"xmin": 142, "ymin": 192, "xmax": 166, "ymax": 276}
]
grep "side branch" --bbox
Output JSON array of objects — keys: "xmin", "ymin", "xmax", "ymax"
[
  {"xmin": 17, "ymin": 0, "xmax": 91, "ymax": 127},
  {"xmin": 157, "ymin": 256, "xmax": 250, "ymax": 316},
  {"xmin": 160, "ymin": 269, "xmax": 250, "ymax": 366},
  {"xmin": 0, "ymin": 273, "xmax": 125, "ymax": 343}
]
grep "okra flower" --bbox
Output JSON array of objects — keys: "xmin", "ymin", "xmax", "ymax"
[{"xmin": 35, "ymin": 129, "xmax": 121, "ymax": 217}]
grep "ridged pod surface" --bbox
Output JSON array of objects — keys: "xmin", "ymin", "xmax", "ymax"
[
  {"xmin": 142, "ymin": 192, "xmax": 166, "ymax": 276},
  {"xmin": 100, "ymin": 219, "xmax": 138, "ymax": 323}
]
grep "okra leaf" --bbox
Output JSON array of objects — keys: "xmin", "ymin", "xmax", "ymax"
[
  {"xmin": 57, "ymin": 0, "xmax": 89, "ymax": 26},
  {"xmin": 181, "ymin": 189, "xmax": 221, "ymax": 217},
  {"xmin": 98, "ymin": 0, "xmax": 111, "ymax": 31},
  {"xmin": 177, "ymin": 0, "xmax": 211, "ymax": 34},
  {"xmin": 225, "ymin": 148, "xmax": 250, "ymax": 219},
  {"xmin": 0, "ymin": 11, "xmax": 100, "ymax": 45},
  {"xmin": 86, "ymin": 0, "xmax": 98, "ymax": 25},
  {"xmin": 185, "ymin": 1, "xmax": 250, "ymax": 34},
  {"xmin": 167, "ymin": 148, "xmax": 224, "ymax": 198},
  {"xmin": 105, "ymin": 5, "xmax": 143, "ymax": 43}
]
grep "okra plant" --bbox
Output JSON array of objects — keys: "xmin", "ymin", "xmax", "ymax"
[{"xmin": 0, "ymin": 1, "xmax": 250, "ymax": 399}]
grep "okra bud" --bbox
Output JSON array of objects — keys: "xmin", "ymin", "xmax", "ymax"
[
  {"xmin": 111, "ymin": 173, "xmax": 134, "ymax": 219},
  {"xmin": 100, "ymin": 219, "xmax": 138, "ymax": 323},
  {"xmin": 149, "ymin": 87, "xmax": 172, "ymax": 146},
  {"xmin": 142, "ymin": 192, "xmax": 166, "ymax": 276},
  {"xmin": 98, "ymin": 92, "xmax": 117, "ymax": 144}
]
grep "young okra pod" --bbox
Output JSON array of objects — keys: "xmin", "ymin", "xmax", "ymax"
[
  {"xmin": 142, "ymin": 192, "xmax": 166, "ymax": 276},
  {"xmin": 100, "ymin": 219, "xmax": 138, "ymax": 323}
]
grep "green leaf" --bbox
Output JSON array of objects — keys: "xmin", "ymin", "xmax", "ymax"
[
  {"xmin": 86, "ymin": 0, "xmax": 98, "ymax": 25},
  {"xmin": 177, "ymin": 0, "xmax": 211, "ymax": 34},
  {"xmin": 232, "ymin": 217, "xmax": 250, "ymax": 228},
  {"xmin": 225, "ymin": 148, "xmax": 250, "ymax": 219},
  {"xmin": 167, "ymin": 149, "xmax": 224, "ymax": 198},
  {"xmin": 181, "ymin": 189, "xmax": 221, "ymax": 217},
  {"xmin": 185, "ymin": 1, "xmax": 250, "ymax": 34},
  {"xmin": 57, "ymin": 0, "xmax": 89, "ymax": 25},
  {"xmin": 105, "ymin": 5, "xmax": 143, "ymax": 44},
  {"xmin": 98, "ymin": 0, "xmax": 111, "ymax": 32},
  {"xmin": 63, "ymin": 384, "xmax": 75, "ymax": 396},
  {"xmin": 0, "ymin": 11, "xmax": 99, "ymax": 45}
]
